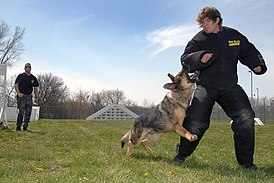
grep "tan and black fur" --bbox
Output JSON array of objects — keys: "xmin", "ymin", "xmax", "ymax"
[{"xmin": 120, "ymin": 67, "xmax": 199, "ymax": 156}]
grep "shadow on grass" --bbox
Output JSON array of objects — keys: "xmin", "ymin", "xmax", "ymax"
[
  {"xmin": 131, "ymin": 153, "xmax": 274, "ymax": 180},
  {"xmin": 131, "ymin": 153, "xmax": 209, "ymax": 169},
  {"xmin": 0, "ymin": 128, "xmax": 47, "ymax": 135},
  {"xmin": 1, "ymin": 127, "xmax": 15, "ymax": 132},
  {"xmin": 19, "ymin": 130, "xmax": 48, "ymax": 135},
  {"xmin": 256, "ymin": 165, "xmax": 274, "ymax": 177},
  {"xmin": 131, "ymin": 153, "xmax": 170, "ymax": 162}
]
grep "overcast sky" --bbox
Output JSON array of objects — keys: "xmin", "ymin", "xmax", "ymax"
[{"xmin": 1, "ymin": 0, "xmax": 273, "ymax": 105}]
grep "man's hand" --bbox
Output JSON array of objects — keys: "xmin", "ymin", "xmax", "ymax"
[
  {"xmin": 201, "ymin": 53, "xmax": 213, "ymax": 63},
  {"xmin": 17, "ymin": 92, "xmax": 24, "ymax": 97},
  {"xmin": 253, "ymin": 66, "xmax": 262, "ymax": 73},
  {"xmin": 34, "ymin": 98, "xmax": 39, "ymax": 105}
]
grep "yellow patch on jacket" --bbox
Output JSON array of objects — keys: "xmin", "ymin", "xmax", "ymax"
[{"xmin": 228, "ymin": 40, "xmax": 240, "ymax": 46}]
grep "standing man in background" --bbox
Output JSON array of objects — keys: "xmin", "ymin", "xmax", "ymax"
[
  {"xmin": 15, "ymin": 63, "xmax": 39, "ymax": 131},
  {"xmin": 173, "ymin": 7, "xmax": 267, "ymax": 170}
]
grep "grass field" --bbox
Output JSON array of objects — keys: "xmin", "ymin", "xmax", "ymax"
[{"xmin": 0, "ymin": 119, "xmax": 273, "ymax": 182}]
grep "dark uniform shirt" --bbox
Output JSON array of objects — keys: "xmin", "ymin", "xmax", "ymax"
[
  {"xmin": 181, "ymin": 26, "xmax": 267, "ymax": 90},
  {"xmin": 15, "ymin": 73, "xmax": 39, "ymax": 95}
]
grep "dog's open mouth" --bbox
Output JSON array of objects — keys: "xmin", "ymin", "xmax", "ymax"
[{"xmin": 187, "ymin": 71, "xmax": 200, "ymax": 83}]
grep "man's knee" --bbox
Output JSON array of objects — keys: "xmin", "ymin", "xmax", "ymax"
[
  {"xmin": 233, "ymin": 109, "xmax": 254, "ymax": 122},
  {"xmin": 231, "ymin": 109, "xmax": 255, "ymax": 131},
  {"xmin": 184, "ymin": 119, "xmax": 210, "ymax": 138}
]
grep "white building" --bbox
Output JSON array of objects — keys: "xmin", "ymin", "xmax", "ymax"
[{"xmin": 86, "ymin": 104, "xmax": 139, "ymax": 120}]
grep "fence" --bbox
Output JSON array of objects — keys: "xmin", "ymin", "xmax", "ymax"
[
  {"xmin": 38, "ymin": 98, "xmax": 274, "ymax": 122},
  {"xmin": 211, "ymin": 98, "xmax": 274, "ymax": 122}
]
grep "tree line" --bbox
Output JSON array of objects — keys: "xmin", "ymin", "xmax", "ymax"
[{"xmin": 6, "ymin": 72, "xmax": 155, "ymax": 119}]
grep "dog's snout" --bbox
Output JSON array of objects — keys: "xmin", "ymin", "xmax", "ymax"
[{"xmin": 187, "ymin": 71, "xmax": 200, "ymax": 83}]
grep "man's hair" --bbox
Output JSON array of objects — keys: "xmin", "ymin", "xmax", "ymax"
[
  {"xmin": 196, "ymin": 7, "xmax": 223, "ymax": 26},
  {"xmin": 25, "ymin": 63, "xmax": 31, "ymax": 67}
]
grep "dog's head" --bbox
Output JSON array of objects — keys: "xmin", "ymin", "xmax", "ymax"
[{"xmin": 163, "ymin": 67, "xmax": 199, "ymax": 91}]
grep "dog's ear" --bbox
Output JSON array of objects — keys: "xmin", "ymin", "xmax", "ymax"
[
  {"xmin": 163, "ymin": 83, "xmax": 175, "ymax": 90},
  {"xmin": 167, "ymin": 73, "xmax": 174, "ymax": 81}
]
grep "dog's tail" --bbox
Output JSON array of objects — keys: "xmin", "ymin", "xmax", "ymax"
[
  {"xmin": 121, "ymin": 141, "xmax": 126, "ymax": 149},
  {"xmin": 120, "ymin": 130, "xmax": 131, "ymax": 149}
]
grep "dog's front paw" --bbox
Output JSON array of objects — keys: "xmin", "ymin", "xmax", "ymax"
[
  {"xmin": 191, "ymin": 134, "xmax": 198, "ymax": 141},
  {"xmin": 126, "ymin": 151, "xmax": 132, "ymax": 156},
  {"xmin": 126, "ymin": 141, "xmax": 133, "ymax": 156}
]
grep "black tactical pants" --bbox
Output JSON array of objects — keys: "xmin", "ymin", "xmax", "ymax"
[
  {"xmin": 16, "ymin": 95, "xmax": 33, "ymax": 130},
  {"xmin": 177, "ymin": 84, "xmax": 255, "ymax": 166}
]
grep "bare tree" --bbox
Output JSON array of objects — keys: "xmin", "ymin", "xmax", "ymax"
[
  {"xmin": 100, "ymin": 89, "xmax": 126, "ymax": 106},
  {"xmin": 88, "ymin": 90, "xmax": 104, "ymax": 113},
  {"xmin": 37, "ymin": 73, "xmax": 69, "ymax": 118},
  {"xmin": 121, "ymin": 99, "xmax": 137, "ymax": 107},
  {"xmin": 5, "ymin": 74, "xmax": 17, "ymax": 106},
  {"xmin": 71, "ymin": 88, "xmax": 91, "ymax": 118},
  {"xmin": 0, "ymin": 20, "xmax": 25, "ymax": 66},
  {"xmin": 141, "ymin": 98, "xmax": 155, "ymax": 108},
  {"xmin": 87, "ymin": 89, "xmax": 126, "ymax": 113}
]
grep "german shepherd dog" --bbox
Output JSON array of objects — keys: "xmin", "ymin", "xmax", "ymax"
[{"xmin": 120, "ymin": 67, "xmax": 199, "ymax": 156}]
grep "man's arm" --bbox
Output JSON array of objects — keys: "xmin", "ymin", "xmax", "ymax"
[
  {"xmin": 34, "ymin": 86, "xmax": 39, "ymax": 104},
  {"xmin": 14, "ymin": 83, "xmax": 24, "ymax": 97},
  {"xmin": 239, "ymin": 34, "xmax": 267, "ymax": 75}
]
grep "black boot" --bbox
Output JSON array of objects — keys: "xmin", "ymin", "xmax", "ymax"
[
  {"xmin": 239, "ymin": 163, "xmax": 257, "ymax": 170},
  {"xmin": 16, "ymin": 126, "xmax": 21, "ymax": 131},
  {"xmin": 172, "ymin": 155, "xmax": 186, "ymax": 164}
]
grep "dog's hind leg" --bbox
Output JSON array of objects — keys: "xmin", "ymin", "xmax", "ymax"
[
  {"xmin": 141, "ymin": 133, "xmax": 161, "ymax": 156},
  {"xmin": 141, "ymin": 139, "xmax": 155, "ymax": 156},
  {"xmin": 135, "ymin": 129, "xmax": 151, "ymax": 146},
  {"xmin": 174, "ymin": 124, "xmax": 198, "ymax": 142}
]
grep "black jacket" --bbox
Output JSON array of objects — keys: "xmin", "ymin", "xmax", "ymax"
[{"xmin": 181, "ymin": 26, "xmax": 267, "ymax": 90}]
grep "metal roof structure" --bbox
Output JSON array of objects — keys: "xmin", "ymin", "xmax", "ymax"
[
  {"xmin": 86, "ymin": 104, "xmax": 139, "ymax": 120},
  {"xmin": 230, "ymin": 118, "xmax": 264, "ymax": 125}
]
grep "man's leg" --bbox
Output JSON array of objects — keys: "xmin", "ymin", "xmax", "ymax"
[
  {"xmin": 23, "ymin": 105, "xmax": 32, "ymax": 130},
  {"xmin": 16, "ymin": 113, "xmax": 23, "ymax": 131},
  {"xmin": 23, "ymin": 96, "xmax": 33, "ymax": 131},
  {"xmin": 217, "ymin": 85, "xmax": 256, "ymax": 169},
  {"xmin": 173, "ymin": 86, "xmax": 217, "ymax": 162},
  {"xmin": 16, "ymin": 97, "xmax": 25, "ymax": 131}
]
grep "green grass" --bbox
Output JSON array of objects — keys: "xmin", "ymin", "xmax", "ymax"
[{"xmin": 0, "ymin": 120, "xmax": 273, "ymax": 182}]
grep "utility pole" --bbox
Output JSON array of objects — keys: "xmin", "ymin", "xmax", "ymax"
[
  {"xmin": 256, "ymin": 88, "xmax": 259, "ymax": 101},
  {"xmin": 248, "ymin": 71, "xmax": 253, "ymax": 106}
]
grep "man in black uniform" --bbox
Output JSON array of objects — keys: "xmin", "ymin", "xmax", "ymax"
[
  {"xmin": 173, "ymin": 7, "xmax": 267, "ymax": 170},
  {"xmin": 15, "ymin": 63, "xmax": 39, "ymax": 131}
]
